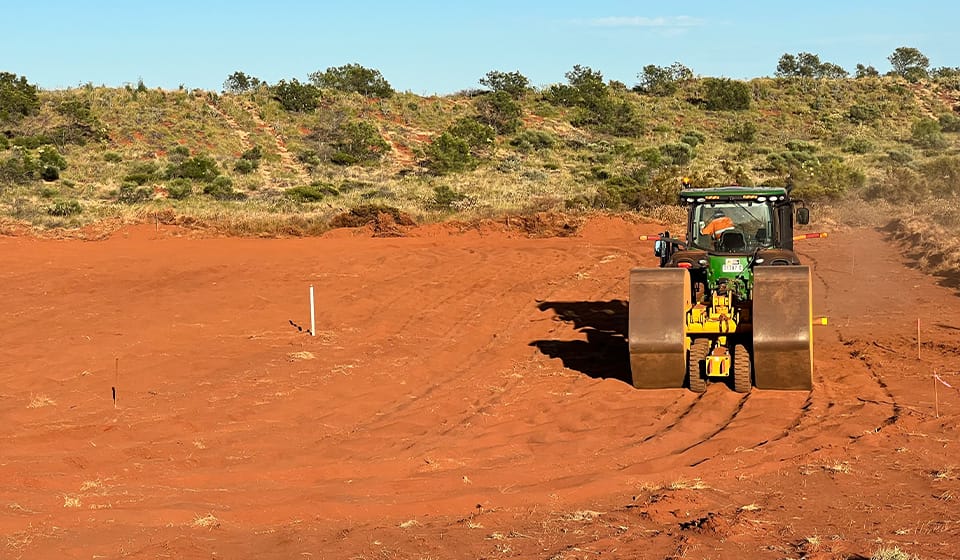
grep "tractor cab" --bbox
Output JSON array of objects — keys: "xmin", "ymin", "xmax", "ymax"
[{"xmin": 652, "ymin": 186, "xmax": 810, "ymax": 270}]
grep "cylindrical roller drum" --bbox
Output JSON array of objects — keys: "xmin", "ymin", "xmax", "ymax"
[
  {"xmin": 752, "ymin": 266, "xmax": 813, "ymax": 390},
  {"xmin": 628, "ymin": 268, "xmax": 690, "ymax": 388}
]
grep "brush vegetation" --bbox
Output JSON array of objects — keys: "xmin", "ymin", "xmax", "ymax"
[{"xmin": 1, "ymin": 51, "xmax": 959, "ymax": 234}]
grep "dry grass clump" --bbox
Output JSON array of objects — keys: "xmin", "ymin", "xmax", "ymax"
[
  {"xmin": 191, "ymin": 513, "xmax": 220, "ymax": 529},
  {"xmin": 871, "ymin": 546, "xmax": 920, "ymax": 560},
  {"xmin": 27, "ymin": 394, "xmax": 56, "ymax": 408}
]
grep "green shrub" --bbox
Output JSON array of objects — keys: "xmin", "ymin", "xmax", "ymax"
[
  {"xmin": 426, "ymin": 132, "xmax": 475, "ymax": 174},
  {"xmin": 847, "ymin": 103, "xmax": 882, "ymax": 124},
  {"xmin": 448, "ymin": 118, "xmax": 495, "ymax": 149},
  {"xmin": 233, "ymin": 158, "xmax": 256, "ymax": 174},
  {"xmin": 476, "ymin": 90, "xmax": 522, "ymax": 133},
  {"xmin": 843, "ymin": 138, "xmax": 873, "ymax": 154},
  {"xmin": 432, "ymin": 185, "xmax": 468, "ymax": 209},
  {"xmin": 725, "ymin": 121, "xmax": 757, "ymax": 144},
  {"xmin": 886, "ymin": 150, "xmax": 913, "ymax": 163},
  {"xmin": 911, "ymin": 118, "xmax": 947, "ymax": 149},
  {"xmin": 298, "ymin": 149, "xmax": 322, "ymax": 168},
  {"xmin": 638, "ymin": 147, "xmax": 664, "ymax": 167},
  {"xmin": 659, "ymin": 143, "xmax": 694, "ymax": 165},
  {"xmin": 117, "ymin": 182, "xmax": 153, "ymax": 204},
  {"xmin": 702, "ymin": 78, "xmax": 751, "ymax": 110},
  {"xmin": 37, "ymin": 147, "xmax": 66, "ymax": 170},
  {"xmin": 939, "ymin": 113, "xmax": 960, "ymax": 132},
  {"xmin": 791, "ymin": 159, "xmax": 865, "ymax": 199},
  {"xmin": 0, "ymin": 72, "xmax": 40, "ymax": 121},
  {"xmin": 241, "ymin": 145, "xmax": 263, "ymax": 161},
  {"xmin": 11, "ymin": 135, "xmax": 53, "ymax": 149},
  {"xmin": 103, "ymin": 152, "xmax": 123, "ymax": 163},
  {"xmin": 636, "ymin": 62, "xmax": 693, "ymax": 97},
  {"xmin": 330, "ymin": 152, "xmax": 358, "ymax": 166},
  {"xmin": 47, "ymin": 199, "xmax": 81, "ymax": 216},
  {"xmin": 272, "ymin": 78, "xmax": 321, "ymax": 112},
  {"xmin": 285, "ymin": 183, "xmax": 339, "ymax": 202},
  {"xmin": 594, "ymin": 172, "xmax": 680, "ymax": 209},
  {"xmin": 166, "ymin": 154, "xmax": 219, "ymax": 182},
  {"xmin": 784, "ymin": 140, "xmax": 817, "ymax": 153},
  {"xmin": 479, "ymin": 70, "xmax": 529, "ymax": 99},
  {"xmin": 41, "ymin": 165, "xmax": 59, "ymax": 181},
  {"xmin": 309, "ymin": 63, "xmax": 394, "ymax": 97},
  {"xmin": 169, "ymin": 145, "xmax": 190, "ymax": 161},
  {"xmin": 123, "ymin": 162, "xmax": 158, "ymax": 185},
  {"xmin": 510, "ymin": 130, "xmax": 557, "ymax": 152},
  {"xmin": 680, "ymin": 130, "xmax": 706, "ymax": 147},
  {"xmin": 234, "ymin": 146, "xmax": 262, "ymax": 173},
  {"xmin": 223, "ymin": 71, "xmax": 263, "ymax": 94},
  {"xmin": 166, "ymin": 178, "xmax": 193, "ymax": 200},
  {"xmin": 331, "ymin": 121, "xmax": 391, "ymax": 165},
  {"xmin": 203, "ymin": 176, "xmax": 245, "ymax": 200},
  {"xmin": 0, "ymin": 148, "xmax": 40, "ymax": 183}
]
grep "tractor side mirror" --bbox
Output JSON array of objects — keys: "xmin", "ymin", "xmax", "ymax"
[{"xmin": 796, "ymin": 207, "xmax": 810, "ymax": 225}]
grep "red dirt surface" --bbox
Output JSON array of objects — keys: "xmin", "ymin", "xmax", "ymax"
[{"xmin": 2, "ymin": 216, "xmax": 959, "ymax": 559}]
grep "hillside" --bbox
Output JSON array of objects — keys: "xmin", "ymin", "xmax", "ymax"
[{"xmin": 0, "ymin": 74, "xmax": 959, "ymax": 235}]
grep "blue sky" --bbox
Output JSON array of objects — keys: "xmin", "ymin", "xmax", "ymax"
[{"xmin": 2, "ymin": 1, "xmax": 955, "ymax": 94}]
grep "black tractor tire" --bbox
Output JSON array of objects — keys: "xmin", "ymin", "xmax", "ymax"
[
  {"xmin": 688, "ymin": 338, "xmax": 709, "ymax": 393},
  {"xmin": 733, "ymin": 343, "xmax": 753, "ymax": 393}
]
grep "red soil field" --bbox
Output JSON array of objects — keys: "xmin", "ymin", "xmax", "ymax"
[{"xmin": 1, "ymin": 216, "xmax": 958, "ymax": 559}]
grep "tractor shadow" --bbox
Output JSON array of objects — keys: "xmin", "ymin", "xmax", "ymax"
[{"xmin": 529, "ymin": 300, "xmax": 632, "ymax": 384}]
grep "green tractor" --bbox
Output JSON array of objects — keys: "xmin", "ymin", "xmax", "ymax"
[{"xmin": 629, "ymin": 184, "xmax": 822, "ymax": 392}]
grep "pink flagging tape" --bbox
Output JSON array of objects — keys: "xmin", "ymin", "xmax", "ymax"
[{"xmin": 934, "ymin": 374, "xmax": 954, "ymax": 389}]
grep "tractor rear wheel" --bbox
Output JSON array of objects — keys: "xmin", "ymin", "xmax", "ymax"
[
  {"xmin": 688, "ymin": 338, "xmax": 709, "ymax": 393},
  {"xmin": 733, "ymin": 343, "xmax": 752, "ymax": 393}
]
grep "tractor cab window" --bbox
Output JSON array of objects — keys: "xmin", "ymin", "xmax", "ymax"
[{"xmin": 693, "ymin": 202, "xmax": 774, "ymax": 252}]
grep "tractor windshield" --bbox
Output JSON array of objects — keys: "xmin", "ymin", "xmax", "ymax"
[{"xmin": 692, "ymin": 201, "xmax": 774, "ymax": 253}]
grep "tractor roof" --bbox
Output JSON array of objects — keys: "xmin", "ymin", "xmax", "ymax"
[{"xmin": 679, "ymin": 185, "xmax": 790, "ymax": 203}]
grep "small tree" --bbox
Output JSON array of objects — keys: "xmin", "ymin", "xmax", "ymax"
[
  {"xmin": 0, "ymin": 72, "xmax": 40, "ymax": 122},
  {"xmin": 776, "ymin": 52, "xmax": 847, "ymax": 79},
  {"xmin": 271, "ymin": 79, "xmax": 321, "ymax": 112},
  {"xmin": 702, "ymin": 78, "xmax": 750, "ymax": 111},
  {"xmin": 636, "ymin": 62, "xmax": 693, "ymax": 96},
  {"xmin": 425, "ymin": 133, "xmax": 475, "ymax": 174},
  {"xmin": 855, "ymin": 64, "xmax": 880, "ymax": 78},
  {"xmin": 476, "ymin": 90, "xmax": 522, "ymax": 133},
  {"xmin": 331, "ymin": 121, "xmax": 391, "ymax": 165},
  {"xmin": 479, "ymin": 70, "xmax": 529, "ymax": 99},
  {"xmin": 448, "ymin": 118, "xmax": 495, "ymax": 149},
  {"xmin": 932, "ymin": 66, "xmax": 960, "ymax": 79},
  {"xmin": 309, "ymin": 63, "xmax": 394, "ymax": 97},
  {"xmin": 888, "ymin": 47, "xmax": 930, "ymax": 82},
  {"xmin": 223, "ymin": 71, "xmax": 263, "ymax": 93},
  {"xmin": 565, "ymin": 65, "xmax": 608, "ymax": 103}
]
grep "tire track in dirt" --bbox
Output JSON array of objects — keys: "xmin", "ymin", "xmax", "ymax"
[{"xmin": 305, "ymin": 245, "xmax": 579, "ymax": 455}]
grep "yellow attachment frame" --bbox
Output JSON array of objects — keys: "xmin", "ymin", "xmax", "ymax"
[
  {"xmin": 706, "ymin": 344, "xmax": 731, "ymax": 377},
  {"xmin": 686, "ymin": 293, "xmax": 739, "ymax": 335}
]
